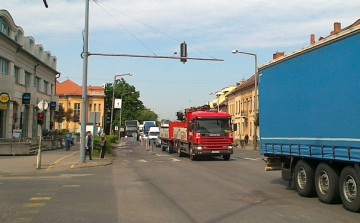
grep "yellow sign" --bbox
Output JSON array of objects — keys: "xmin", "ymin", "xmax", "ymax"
[
  {"xmin": 0, "ymin": 92, "xmax": 10, "ymax": 104},
  {"xmin": 0, "ymin": 103, "xmax": 7, "ymax": 110}
]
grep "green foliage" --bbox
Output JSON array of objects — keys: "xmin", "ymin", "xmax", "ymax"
[
  {"xmin": 104, "ymin": 78, "xmax": 159, "ymax": 134},
  {"xmin": 93, "ymin": 135, "xmax": 119, "ymax": 152},
  {"xmin": 54, "ymin": 106, "xmax": 65, "ymax": 123}
]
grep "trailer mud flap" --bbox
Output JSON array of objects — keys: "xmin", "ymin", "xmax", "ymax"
[{"xmin": 263, "ymin": 157, "xmax": 282, "ymax": 171}]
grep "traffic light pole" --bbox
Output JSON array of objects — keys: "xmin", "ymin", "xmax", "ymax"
[{"xmin": 36, "ymin": 126, "xmax": 42, "ymax": 169}]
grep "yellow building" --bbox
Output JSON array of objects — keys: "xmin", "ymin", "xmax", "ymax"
[{"xmin": 55, "ymin": 79, "xmax": 105, "ymax": 133}]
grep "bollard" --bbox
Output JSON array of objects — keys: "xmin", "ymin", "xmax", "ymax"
[
  {"xmin": 145, "ymin": 138, "xmax": 149, "ymax": 151},
  {"xmin": 151, "ymin": 140, "xmax": 156, "ymax": 155},
  {"xmin": 141, "ymin": 137, "xmax": 144, "ymax": 147}
]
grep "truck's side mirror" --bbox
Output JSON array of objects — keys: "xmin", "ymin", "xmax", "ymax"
[{"xmin": 233, "ymin": 124, "xmax": 237, "ymax": 131}]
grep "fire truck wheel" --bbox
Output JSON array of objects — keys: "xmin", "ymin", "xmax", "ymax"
[
  {"xmin": 177, "ymin": 143, "xmax": 183, "ymax": 157},
  {"xmin": 161, "ymin": 141, "xmax": 166, "ymax": 151},
  {"xmin": 189, "ymin": 146, "xmax": 196, "ymax": 161},
  {"xmin": 223, "ymin": 155, "xmax": 230, "ymax": 161},
  {"xmin": 168, "ymin": 143, "xmax": 174, "ymax": 154}
]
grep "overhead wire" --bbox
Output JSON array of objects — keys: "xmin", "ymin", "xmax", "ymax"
[
  {"xmin": 93, "ymin": 0, "xmax": 157, "ymax": 56},
  {"xmin": 92, "ymin": 0, "xmax": 217, "ymax": 59}
]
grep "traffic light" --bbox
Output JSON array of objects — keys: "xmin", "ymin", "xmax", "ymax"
[
  {"xmin": 37, "ymin": 112, "xmax": 44, "ymax": 126},
  {"xmin": 180, "ymin": 41, "xmax": 187, "ymax": 63}
]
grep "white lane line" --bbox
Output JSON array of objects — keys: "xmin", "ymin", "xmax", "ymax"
[{"xmin": 138, "ymin": 159, "xmax": 147, "ymax": 162}]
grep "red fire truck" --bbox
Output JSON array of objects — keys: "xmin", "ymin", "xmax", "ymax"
[{"xmin": 159, "ymin": 105, "xmax": 236, "ymax": 160}]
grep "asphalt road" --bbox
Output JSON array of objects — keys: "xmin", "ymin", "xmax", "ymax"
[{"xmin": 0, "ymin": 139, "xmax": 359, "ymax": 222}]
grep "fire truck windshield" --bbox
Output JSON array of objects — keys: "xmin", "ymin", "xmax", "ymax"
[{"xmin": 195, "ymin": 119, "xmax": 232, "ymax": 134}]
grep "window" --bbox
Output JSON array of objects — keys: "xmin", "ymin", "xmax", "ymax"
[
  {"xmin": 14, "ymin": 66, "xmax": 20, "ymax": 83},
  {"xmin": 50, "ymin": 84, "xmax": 53, "ymax": 95},
  {"xmin": 59, "ymin": 103, "xmax": 64, "ymax": 109},
  {"xmin": 35, "ymin": 77, "xmax": 41, "ymax": 91},
  {"xmin": 43, "ymin": 81, "xmax": 49, "ymax": 94},
  {"xmin": 94, "ymin": 104, "xmax": 96, "ymax": 112},
  {"xmin": 0, "ymin": 17, "xmax": 9, "ymax": 35},
  {"xmin": 74, "ymin": 103, "xmax": 80, "ymax": 115},
  {"xmin": 98, "ymin": 104, "xmax": 101, "ymax": 111},
  {"xmin": 89, "ymin": 104, "xmax": 92, "ymax": 112},
  {"xmin": 25, "ymin": 71, "xmax": 31, "ymax": 86},
  {"xmin": 0, "ymin": 57, "xmax": 9, "ymax": 75}
]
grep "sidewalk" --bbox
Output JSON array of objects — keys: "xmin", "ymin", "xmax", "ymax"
[{"xmin": 0, "ymin": 142, "xmax": 124, "ymax": 175}]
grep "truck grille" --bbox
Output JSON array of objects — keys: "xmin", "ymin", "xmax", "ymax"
[{"xmin": 201, "ymin": 136, "xmax": 229, "ymax": 150}]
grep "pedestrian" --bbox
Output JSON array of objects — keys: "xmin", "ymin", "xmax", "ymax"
[
  {"xmin": 85, "ymin": 131, "xmax": 93, "ymax": 160},
  {"xmin": 245, "ymin": 134, "xmax": 249, "ymax": 145},
  {"xmin": 100, "ymin": 133, "xmax": 106, "ymax": 159},
  {"xmin": 64, "ymin": 130, "xmax": 72, "ymax": 151},
  {"xmin": 98, "ymin": 129, "xmax": 101, "ymax": 136}
]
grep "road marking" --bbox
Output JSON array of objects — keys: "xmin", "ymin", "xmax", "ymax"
[
  {"xmin": 30, "ymin": 197, "xmax": 51, "ymax": 201},
  {"xmin": 62, "ymin": 185, "xmax": 80, "ymax": 188},
  {"xmin": 138, "ymin": 159, "xmax": 147, "ymax": 162},
  {"xmin": 11, "ymin": 217, "xmax": 33, "ymax": 222},
  {"xmin": 16, "ymin": 210, "xmax": 39, "ymax": 214},
  {"xmin": 46, "ymin": 151, "xmax": 78, "ymax": 171},
  {"xmin": 70, "ymin": 161, "xmax": 78, "ymax": 169},
  {"xmin": 23, "ymin": 203, "xmax": 45, "ymax": 208},
  {"xmin": 170, "ymin": 158, "xmax": 180, "ymax": 162}
]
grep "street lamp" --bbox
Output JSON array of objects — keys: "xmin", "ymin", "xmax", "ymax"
[
  {"xmin": 119, "ymin": 92, "xmax": 130, "ymax": 139},
  {"xmin": 232, "ymin": 49, "xmax": 258, "ymax": 150},
  {"xmin": 110, "ymin": 73, "xmax": 132, "ymax": 135},
  {"xmin": 209, "ymin": 92, "xmax": 221, "ymax": 110}
]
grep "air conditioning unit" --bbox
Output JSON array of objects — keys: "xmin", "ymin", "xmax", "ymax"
[{"xmin": 102, "ymin": 84, "xmax": 106, "ymax": 89}]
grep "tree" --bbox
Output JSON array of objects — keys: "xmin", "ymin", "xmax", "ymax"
[
  {"xmin": 64, "ymin": 108, "xmax": 74, "ymax": 129},
  {"xmin": 104, "ymin": 78, "xmax": 159, "ymax": 134},
  {"xmin": 54, "ymin": 105, "xmax": 65, "ymax": 123}
]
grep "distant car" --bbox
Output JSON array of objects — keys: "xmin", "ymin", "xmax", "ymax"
[{"xmin": 155, "ymin": 136, "xmax": 161, "ymax": 147}]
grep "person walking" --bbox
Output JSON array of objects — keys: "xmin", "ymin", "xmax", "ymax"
[
  {"xmin": 100, "ymin": 133, "xmax": 106, "ymax": 159},
  {"xmin": 245, "ymin": 134, "xmax": 249, "ymax": 145},
  {"xmin": 64, "ymin": 130, "xmax": 72, "ymax": 151},
  {"xmin": 85, "ymin": 131, "xmax": 93, "ymax": 160}
]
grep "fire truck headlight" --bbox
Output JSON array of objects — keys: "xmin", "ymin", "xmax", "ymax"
[
  {"xmin": 197, "ymin": 146, "xmax": 203, "ymax": 150},
  {"xmin": 228, "ymin": 146, "xmax": 233, "ymax": 150}
]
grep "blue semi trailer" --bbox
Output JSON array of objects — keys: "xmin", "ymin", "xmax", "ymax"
[{"xmin": 259, "ymin": 23, "xmax": 360, "ymax": 212}]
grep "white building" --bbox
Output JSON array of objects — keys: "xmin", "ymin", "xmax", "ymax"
[{"xmin": 0, "ymin": 10, "xmax": 59, "ymax": 139}]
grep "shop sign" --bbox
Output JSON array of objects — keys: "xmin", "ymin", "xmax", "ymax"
[
  {"xmin": 22, "ymin": 93, "xmax": 31, "ymax": 104},
  {"xmin": 0, "ymin": 92, "xmax": 10, "ymax": 104}
]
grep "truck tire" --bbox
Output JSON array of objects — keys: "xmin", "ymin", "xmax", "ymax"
[
  {"xmin": 339, "ymin": 166, "xmax": 360, "ymax": 212},
  {"xmin": 168, "ymin": 142, "xmax": 174, "ymax": 154},
  {"xmin": 177, "ymin": 143, "xmax": 183, "ymax": 157},
  {"xmin": 223, "ymin": 155, "xmax": 230, "ymax": 161},
  {"xmin": 294, "ymin": 160, "xmax": 316, "ymax": 197},
  {"xmin": 189, "ymin": 146, "xmax": 196, "ymax": 161},
  {"xmin": 161, "ymin": 141, "xmax": 166, "ymax": 151},
  {"xmin": 315, "ymin": 162, "xmax": 341, "ymax": 204}
]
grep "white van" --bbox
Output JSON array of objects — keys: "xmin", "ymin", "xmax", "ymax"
[{"xmin": 148, "ymin": 127, "xmax": 160, "ymax": 144}]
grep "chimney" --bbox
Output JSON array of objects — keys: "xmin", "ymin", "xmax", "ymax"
[
  {"xmin": 331, "ymin": 22, "xmax": 341, "ymax": 35},
  {"xmin": 310, "ymin": 34, "xmax": 315, "ymax": 44},
  {"xmin": 273, "ymin": 51, "xmax": 284, "ymax": 60}
]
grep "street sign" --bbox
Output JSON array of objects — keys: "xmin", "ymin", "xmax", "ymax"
[
  {"xmin": 22, "ymin": 93, "xmax": 31, "ymax": 104},
  {"xmin": 37, "ymin": 100, "xmax": 48, "ymax": 111},
  {"xmin": 50, "ymin": 101, "xmax": 56, "ymax": 110},
  {"xmin": 114, "ymin": 98, "xmax": 122, "ymax": 109}
]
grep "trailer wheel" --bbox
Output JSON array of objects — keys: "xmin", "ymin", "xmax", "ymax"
[
  {"xmin": 189, "ymin": 146, "xmax": 196, "ymax": 161},
  {"xmin": 223, "ymin": 155, "xmax": 230, "ymax": 161},
  {"xmin": 315, "ymin": 162, "xmax": 341, "ymax": 204},
  {"xmin": 168, "ymin": 142, "xmax": 174, "ymax": 154},
  {"xmin": 294, "ymin": 160, "xmax": 316, "ymax": 197},
  {"xmin": 339, "ymin": 166, "xmax": 360, "ymax": 212},
  {"xmin": 161, "ymin": 140, "xmax": 166, "ymax": 151},
  {"xmin": 177, "ymin": 143, "xmax": 183, "ymax": 157}
]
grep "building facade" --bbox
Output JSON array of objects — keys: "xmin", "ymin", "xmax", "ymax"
[
  {"xmin": 55, "ymin": 79, "xmax": 105, "ymax": 133},
  {"xmin": 0, "ymin": 10, "xmax": 59, "ymax": 139}
]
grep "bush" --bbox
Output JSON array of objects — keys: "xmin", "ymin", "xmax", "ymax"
[{"xmin": 93, "ymin": 135, "xmax": 118, "ymax": 153}]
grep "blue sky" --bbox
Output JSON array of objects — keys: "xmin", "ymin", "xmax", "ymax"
[{"xmin": 3, "ymin": 0, "xmax": 359, "ymax": 120}]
